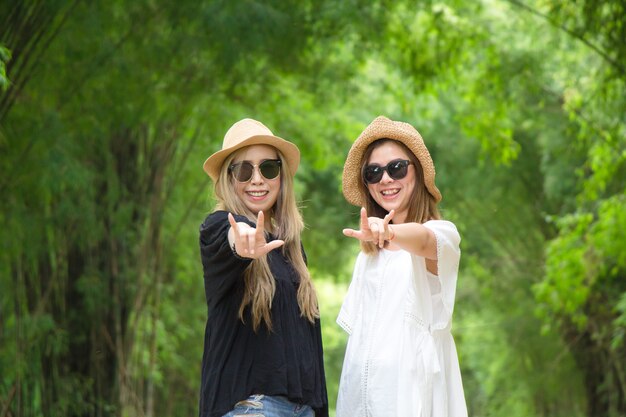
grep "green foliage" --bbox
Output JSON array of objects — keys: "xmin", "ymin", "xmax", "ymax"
[
  {"xmin": 314, "ymin": 275, "xmax": 351, "ymax": 415},
  {"xmin": 0, "ymin": 45, "xmax": 9, "ymax": 91},
  {"xmin": 535, "ymin": 196, "xmax": 626, "ymax": 412},
  {"xmin": 535, "ymin": 212, "xmax": 594, "ymax": 329}
]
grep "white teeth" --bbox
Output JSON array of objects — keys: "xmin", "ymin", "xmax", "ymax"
[
  {"xmin": 248, "ymin": 191, "xmax": 268, "ymax": 197},
  {"xmin": 381, "ymin": 189, "xmax": 399, "ymax": 196}
]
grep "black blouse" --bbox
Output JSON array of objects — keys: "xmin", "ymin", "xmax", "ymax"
[{"xmin": 198, "ymin": 210, "xmax": 328, "ymax": 417}]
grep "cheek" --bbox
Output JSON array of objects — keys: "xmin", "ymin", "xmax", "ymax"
[
  {"xmin": 401, "ymin": 177, "xmax": 416, "ymax": 197},
  {"xmin": 235, "ymin": 183, "xmax": 246, "ymax": 197},
  {"xmin": 269, "ymin": 179, "xmax": 281, "ymax": 200}
]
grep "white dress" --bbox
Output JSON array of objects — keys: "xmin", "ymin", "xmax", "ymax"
[{"xmin": 336, "ymin": 220, "xmax": 468, "ymax": 417}]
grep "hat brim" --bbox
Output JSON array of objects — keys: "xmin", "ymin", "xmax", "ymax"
[
  {"xmin": 203, "ymin": 134, "xmax": 300, "ymax": 181},
  {"xmin": 342, "ymin": 116, "xmax": 442, "ymax": 206}
]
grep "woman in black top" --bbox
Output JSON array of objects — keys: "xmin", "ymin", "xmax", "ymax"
[{"xmin": 199, "ymin": 118, "xmax": 328, "ymax": 417}]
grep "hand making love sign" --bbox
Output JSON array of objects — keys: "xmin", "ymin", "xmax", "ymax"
[
  {"xmin": 228, "ymin": 211, "xmax": 284, "ymax": 259},
  {"xmin": 343, "ymin": 207, "xmax": 396, "ymax": 249}
]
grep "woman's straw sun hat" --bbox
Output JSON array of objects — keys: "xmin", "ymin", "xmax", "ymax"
[
  {"xmin": 342, "ymin": 115, "xmax": 442, "ymax": 206},
  {"xmin": 203, "ymin": 118, "xmax": 300, "ymax": 181}
]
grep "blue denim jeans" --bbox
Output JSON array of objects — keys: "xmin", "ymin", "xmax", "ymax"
[{"xmin": 221, "ymin": 394, "xmax": 314, "ymax": 417}]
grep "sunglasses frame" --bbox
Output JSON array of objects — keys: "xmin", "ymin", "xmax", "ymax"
[
  {"xmin": 228, "ymin": 159, "xmax": 282, "ymax": 183},
  {"xmin": 362, "ymin": 159, "xmax": 413, "ymax": 184}
]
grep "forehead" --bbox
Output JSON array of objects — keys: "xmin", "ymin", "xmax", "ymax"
[
  {"xmin": 233, "ymin": 144, "xmax": 278, "ymax": 162},
  {"xmin": 367, "ymin": 140, "xmax": 411, "ymax": 163}
]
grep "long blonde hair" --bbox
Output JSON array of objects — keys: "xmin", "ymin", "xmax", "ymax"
[
  {"xmin": 358, "ymin": 139, "xmax": 441, "ymax": 255},
  {"xmin": 214, "ymin": 147, "xmax": 319, "ymax": 331}
]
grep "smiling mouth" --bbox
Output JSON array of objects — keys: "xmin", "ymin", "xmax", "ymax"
[
  {"xmin": 381, "ymin": 189, "xmax": 400, "ymax": 196},
  {"xmin": 246, "ymin": 191, "xmax": 269, "ymax": 198}
]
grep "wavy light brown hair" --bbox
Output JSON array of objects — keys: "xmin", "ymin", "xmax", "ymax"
[
  {"xmin": 214, "ymin": 146, "xmax": 319, "ymax": 332},
  {"xmin": 358, "ymin": 139, "xmax": 441, "ymax": 255}
]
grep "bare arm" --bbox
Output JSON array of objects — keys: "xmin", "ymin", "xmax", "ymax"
[{"xmin": 388, "ymin": 222, "xmax": 437, "ymax": 259}]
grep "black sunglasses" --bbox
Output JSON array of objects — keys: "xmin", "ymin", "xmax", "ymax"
[
  {"xmin": 229, "ymin": 159, "xmax": 282, "ymax": 182},
  {"xmin": 362, "ymin": 160, "xmax": 413, "ymax": 184}
]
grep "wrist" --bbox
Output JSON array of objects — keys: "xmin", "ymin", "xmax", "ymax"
[{"xmin": 388, "ymin": 224, "xmax": 396, "ymax": 241}]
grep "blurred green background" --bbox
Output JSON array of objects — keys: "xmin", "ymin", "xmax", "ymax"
[{"xmin": 1, "ymin": 1, "xmax": 625, "ymax": 416}]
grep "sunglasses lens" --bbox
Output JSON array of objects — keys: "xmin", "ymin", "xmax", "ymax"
[
  {"xmin": 231, "ymin": 162, "xmax": 254, "ymax": 182},
  {"xmin": 363, "ymin": 165, "xmax": 383, "ymax": 184},
  {"xmin": 388, "ymin": 161, "xmax": 408, "ymax": 180},
  {"xmin": 260, "ymin": 160, "xmax": 281, "ymax": 179},
  {"xmin": 363, "ymin": 160, "xmax": 410, "ymax": 184},
  {"xmin": 230, "ymin": 160, "xmax": 281, "ymax": 182}
]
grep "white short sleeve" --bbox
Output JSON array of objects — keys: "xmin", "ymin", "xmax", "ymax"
[{"xmin": 423, "ymin": 220, "xmax": 461, "ymax": 319}]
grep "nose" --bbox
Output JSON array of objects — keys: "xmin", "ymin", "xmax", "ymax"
[
  {"xmin": 250, "ymin": 166, "xmax": 264, "ymax": 184},
  {"xmin": 380, "ymin": 170, "xmax": 394, "ymax": 183}
]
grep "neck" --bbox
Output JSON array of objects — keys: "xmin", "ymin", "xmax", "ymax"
[{"xmin": 394, "ymin": 210, "xmax": 408, "ymax": 224}]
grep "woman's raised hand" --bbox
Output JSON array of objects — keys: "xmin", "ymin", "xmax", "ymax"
[
  {"xmin": 343, "ymin": 207, "xmax": 395, "ymax": 248},
  {"xmin": 228, "ymin": 211, "xmax": 284, "ymax": 259}
]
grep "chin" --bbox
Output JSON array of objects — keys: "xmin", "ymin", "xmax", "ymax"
[
  {"xmin": 377, "ymin": 201, "xmax": 397, "ymax": 211},
  {"xmin": 248, "ymin": 205, "xmax": 270, "ymax": 213},
  {"xmin": 249, "ymin": 200, "xmax": 277, "ymax": 213}
]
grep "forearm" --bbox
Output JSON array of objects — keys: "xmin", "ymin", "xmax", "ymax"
[{"xmin": 389, "ymin": 222, "xmax": 437, "ymax": 259}]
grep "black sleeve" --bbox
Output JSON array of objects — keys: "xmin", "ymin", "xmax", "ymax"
[{"xmin": 199, "ymin": 210, "xmax": 255, "ymax": 304}]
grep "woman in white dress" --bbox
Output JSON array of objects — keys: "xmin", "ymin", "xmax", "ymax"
[{"xmin": 336, "ymin": 116, "xmax": 468, "ymax": 417}]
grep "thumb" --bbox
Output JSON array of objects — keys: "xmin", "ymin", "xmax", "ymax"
[
  {"xmin": 343, "ymin": 228, "xmax": 362, "ymax": 239},
  {"xmin": 265, "ymin": 239, "xmax": 285, "ymax": 252}
]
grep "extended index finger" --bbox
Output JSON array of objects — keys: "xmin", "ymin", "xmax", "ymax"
[{"xmin": 360, "ymin": 207, "xmax": 370, "ymax": 232}]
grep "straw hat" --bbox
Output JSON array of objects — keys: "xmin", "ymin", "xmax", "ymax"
[
  {"xmin": 342, "ymin": 115, "xmax": 442, "ymax": 206},
  {"xmin": 203, "ymin": 118, "xmax": 300, "ymax": 181}
]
